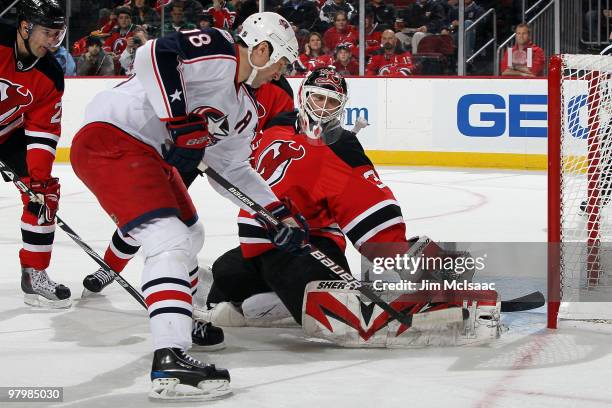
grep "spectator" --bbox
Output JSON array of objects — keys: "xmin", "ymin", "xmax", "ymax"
[
  {"xmin": 278, "ymin": 0, "xmax": 324, "ymax": 32},
  {"xmin": 394, "ymin": 18, "xmax": 412, "ymax": 50},
  {"xmin": 297, "ymin": 32, "xmax": 334, "ymax": 72},
  {"xmin": 319, "ymin": 0, "xmax": 356, "ymax": 28},
  {"xmin": 446, "ymin": 0, "xmax": 485, "ymax": 58},
  {"xmin": 205, "ymin": 0, "xmax": 236, "ymax": 30},
  {"xmin": 165, "ymin": 4, "xmax": 197, "ymax": 31},
  {"xmin": 77, "ymin": 36, "xmax": 115, "ymax": 76},
  {"xmin": 368, "ymin": 0, "xmax": 396, "ymax": 28},
  {"xmin": 103, "ymin": 7, "xmax": 137, "ymax": 57},
  {"xmin": 323, "ymin": 11, "xmax": 358, "ymax": 54},
  {"xmin": 119, "ymin": 27, "xmax": 148, "ymax": 75},
  {"xmin": 233, "ymin": 0, "xmax": 257, "ymax": 28},
  {"xmin": 197, "ymin": 11, "xmax": 214, "ymax": 29},
  {"xmin": 366, "ymin": 29, "xmax": 414, "ymax": 76},
  {"xmin": 500, "ymin": 23, "xmax": 545, "ymax": 77},
  {"xmin": 50, "ymin": 45, "xmax": 76, "ymax": 77},
  {"xmin": 402, "ymin": 0, "xmax": 446, "ymax": 34},
  {"xmin": 364, "ymin": 13, "xmax": 383, "ymax": 57},
  {"xmin": 163, "ymin": 0, "xmax": 204, "ymax": 26},
  {"xmin": 333, "ymin": 44, "xmax": 359, "ymax": 75},
  {"xmin": 131, "ymin": 0, "xmax": 160, "ymax": 37}
]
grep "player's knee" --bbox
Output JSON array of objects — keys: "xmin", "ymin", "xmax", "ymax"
[
  {"xmin": 133, "ymin": 217, "xmax": 193, "ymax": 261},
  {"xmin": 211, "ymin": 247, "xmax": 244, "ymax": 292}
]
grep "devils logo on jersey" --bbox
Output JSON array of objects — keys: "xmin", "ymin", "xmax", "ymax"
[
  {"xmin": 0, "ymin": 79, "xmax": 33, "ymax": 125},
  {"xmin": 192, "ymin": 105, "xmax": 230, "ymax": 139},
  {"xmin": 255, "ymin": 140, "xmax": 305, "ymax": 186}
]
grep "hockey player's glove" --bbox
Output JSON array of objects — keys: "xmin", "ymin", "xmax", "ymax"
[
  {"xmin": 256, "ymin": 198, "xmax": 310, "ymax": 256},
  {"xmin": 163, "ymin": 114, "xmax": 214, "ymax": 173},
  {"xmin": 21, "ymin": 177, "xmax": 60, "ymax": 225}
]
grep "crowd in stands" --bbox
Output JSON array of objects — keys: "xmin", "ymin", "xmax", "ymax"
[{"xmin": 7, "ymin": 0, "xmax": 572, "ymax": 77}]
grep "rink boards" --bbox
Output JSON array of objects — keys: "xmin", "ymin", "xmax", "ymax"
[{"xmin": 57, "ymin": 76, "xmax": 561, "ymax": 170}]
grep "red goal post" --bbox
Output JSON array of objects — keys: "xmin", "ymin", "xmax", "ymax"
[{"xmin": 548, "ymin": 54, "xmax": 612, "ymax": 328}]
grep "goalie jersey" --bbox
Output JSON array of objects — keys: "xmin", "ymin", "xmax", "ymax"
[
  {"xmin": 81, "ymin": 27, "xmax": 277, "ymax": 208},
  {"xmin": 238, "ymin": 111, "xmax": 407, "ymax": 258}
]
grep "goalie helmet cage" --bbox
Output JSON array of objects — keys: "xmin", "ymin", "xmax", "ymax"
[{"xmin": 548, "ymin": 54, "xmax": 612, "ymax": 329}]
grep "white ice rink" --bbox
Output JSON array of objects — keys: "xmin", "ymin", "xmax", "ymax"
[{"xmin": 2, "ymin": 164, "xmax": 612, "ymax": 408}]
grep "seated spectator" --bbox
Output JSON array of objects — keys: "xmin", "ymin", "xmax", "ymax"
[
  {"xmin": 364, "ymin": 13, "xmax": 383, "ymax": 57},
  {"xmin": 278, "ymin": 0, "xmax": 322, "ymax": 32},
  {"xmin": 197, "ymin": 11, "xmax": 214, "ymax": 29},
  {"xmin": 119, "ymin": 27, "xmax": 148, "ymax": 75},
  {"xmin": 393, "ymin": 17, "xmax": 412, "ymax": 50},
  {"xmin": 368, "ymin": 0, "xmax": 396, "ymax": 28},
  {"xmin": 366, "ymin": 29, "xmax": 413, "ymax": 76},
  {"xmin": 165, "ymin": 4, "xmax": 197, "ymax": 31},
  {"xmin": 205, "ymin": 0, "xmax": 236, "ymax": 30},
  {"xmin": 163, "ymin": 0, "xmax": 204, "ymax": 26},
  {"xmin": 333, "ymin": 44, "xmax": 359, "ymax": 75},
  {"xmin": 51, "ymin": 45, "xmax": 76, "ymax": 77},
  {"xmin": 131, "ymin": 0, "xmax": 160, "ymax": 37},
  {"xmin": 500, "ymin": 23, "xmax": 545, "ymax": 77},
  {"xmin": 77, "ymin": 36, "xmax": 115, "ymax": 76},
  {"xmin": 446, "ymin": 0, "xmax": 485, "ymax": 57},
  {"xmin": 402, "ymin": 0, "xmax": 445, "ymax": 34},
  {"xmin": 297, "ymin": 32, "xmax": 335, "ymax": 72},
  {"xmin": 323, "ymin": 11, "xmax": 358, "ymax": 54},
  {"xmin": 233, "ymin": 0, "xmax": 257, "ymax": 28},
  {"xmin": 103, "ymin": 7, "xmax": 137, "ymax": 58},
  {"xmin": 320, "ymin": 0, "xmax": 356, "ymax": 29}
]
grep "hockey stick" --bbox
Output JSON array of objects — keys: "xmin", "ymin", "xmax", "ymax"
[
  {"xmin": 0, "ymin": 160, "xmax": 148, "ymax": 309},
  {"xmin": 501, "ymin": 291, "xmax": 545, "ymax": 313},
  {"xmin": 198, "ymin": 161, "xmax": 466, "ymax": 329}
]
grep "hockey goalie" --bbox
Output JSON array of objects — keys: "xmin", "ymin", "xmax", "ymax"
[{"xmin": 195, "ymin": 67, "xmax": 502, "ymax": 348}]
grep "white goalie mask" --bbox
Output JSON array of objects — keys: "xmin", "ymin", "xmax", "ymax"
[
  {"xmin": 298, "ymin": 67, "xmax": 349, "ymax": 145},
  {"xmin": 238, "ymin": 12, "xmax": 299, "ymax": 85}
]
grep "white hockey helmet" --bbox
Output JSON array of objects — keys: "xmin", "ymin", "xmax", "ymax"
[{"xmin": 238, "ymin": 12, "xmax": 299, "ymax": 83}]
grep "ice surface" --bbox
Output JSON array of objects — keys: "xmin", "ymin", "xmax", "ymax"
[{"xmin": 1, "ymin": 165, "xmax": 611, "ymax": 408}]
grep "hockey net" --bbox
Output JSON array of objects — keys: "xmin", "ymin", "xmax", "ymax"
[{"xmin": 548, "ymin": 54, "xmax": 612, "ymax": 328}]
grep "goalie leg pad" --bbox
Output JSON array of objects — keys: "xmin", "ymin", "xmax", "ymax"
[{"xmin": 302, "ymin": 281, "xmax": 502, "ymax": 348}]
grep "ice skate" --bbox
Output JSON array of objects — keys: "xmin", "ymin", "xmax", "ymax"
[
  {"xmin": 191, "ymin": 321, "xmax": 226, "ymax": 351},
  {"xmin": 21, "ymin": 267, "xmax": 71, "ymax": 308},
  {"xmin": 82, "ymin": 267, "xmax": 115, "ymax": 297},
  {"xmin": 149, "ymin": 348, "xmax": 231, "ymax": 401}
]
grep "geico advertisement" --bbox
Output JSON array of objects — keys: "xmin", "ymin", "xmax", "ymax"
[{"xmin": 431, "ymin": 79, "xmax": 549, "ymax": 153}]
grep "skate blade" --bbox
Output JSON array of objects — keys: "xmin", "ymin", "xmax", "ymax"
[
  {"xmin": 411, "ymin": 307, "xmax": 464, "ymax": 330},
  {"xmin": 80, "ymin": 288, "xmax": 102, "ymax": 299},
  {"xmin": 24, "ymin": 293, "xmax": 71, "ymax": 309},
  {"xmin": 149, "ymin": 378, "xmax": 231, "ymax": 401},
  {"xmin": 191, "ymin": 341, "xmax": 227, "ymax": 352}
]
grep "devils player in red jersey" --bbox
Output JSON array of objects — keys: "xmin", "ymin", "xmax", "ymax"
[
  {"xmin": 0, "ymin": 0, "xmax": 70, "ymax": 308},
  {"xmin": 198, "ymin": 67, "xmax": 502, "ymax": 347}
]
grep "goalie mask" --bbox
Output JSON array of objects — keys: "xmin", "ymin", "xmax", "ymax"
[{"xmin": 298, "ymin": 67, "xmax": 348, "ymax": 145}]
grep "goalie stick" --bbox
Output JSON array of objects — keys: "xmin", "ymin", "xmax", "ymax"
[
  {"xmin": 501, "ymin": 291, "xmax": 545, "ymax": 312},
  {"xmin": 0, "ymin": 160, "xmax": 148, "ymax": 310},
  {"xmin": 198, "ymin": 161, "xmax": 467, "ymax": 329}
]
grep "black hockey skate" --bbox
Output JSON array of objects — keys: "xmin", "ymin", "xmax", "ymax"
[
  {"xmin": 192, "ymin": 321, "xmax": 226, "ymax": 351},
  {"xmin": 21, "ymin": 267, "xmax": 71, "ymax": 308},
  {"xmin": 82, "ymin": 267, "xmax": 115, "ymax": 296},
  {"xmin": 149, "ymin": 348, "xmax": 231, "ymax": 401}
]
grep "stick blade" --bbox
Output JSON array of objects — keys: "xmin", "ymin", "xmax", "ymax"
[{"xmin": 501, "ymin": 291, "xmax": 545, "ymax": 312}]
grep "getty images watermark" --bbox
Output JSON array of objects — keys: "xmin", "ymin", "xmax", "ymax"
[{"xmin": 369, "ymin": 252, "xmax": 495, "ymax": 291}]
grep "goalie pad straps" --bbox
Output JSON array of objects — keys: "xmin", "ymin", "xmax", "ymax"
[{"xmin": 302, "ymin": 281, "xmax": 501, "ymax": 348}]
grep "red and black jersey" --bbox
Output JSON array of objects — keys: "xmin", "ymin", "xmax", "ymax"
[
  {"xmin": 206, "ymin": 6, "xmax": 236, "ymax": 30},
  {"xmin": 238, "ymin": 111, "xmax": 407, "ymax": 258},
  {"xmin": 366, "ymin": 50, "xmax": 414, "ymax": 76},
  {"xmin": 253, "ymin": 76, "xmax": 294, "ymax": 134},
  {"xmin": 0, "ymin": 22, "xmax": 64, "ymax": 180}
]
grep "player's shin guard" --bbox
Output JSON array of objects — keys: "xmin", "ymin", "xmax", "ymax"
[{"xmin": 302, "ymin": 281, "xmax": 501, "ymax": 347}]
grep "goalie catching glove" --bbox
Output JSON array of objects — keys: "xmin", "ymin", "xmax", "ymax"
[
  {"xmin": 21, "ymin": 177, "xmax": 60, "ymax": 225},
  {"xmin": 255, "ymin": 198, "xmax": 310, "ymax": 256},
  {"xmin": 162, "ymin": 113, "xmax": 216, "ymax": 173}
]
